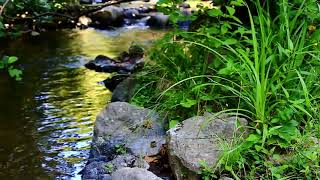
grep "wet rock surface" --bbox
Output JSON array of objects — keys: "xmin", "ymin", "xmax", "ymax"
[
  {"xmin": 103, "ymin": 74, "xmax": 129, "ymax": 91},
  {"xmin": 85, "ymin": 45, "xmax": 144, "ymax": 74},
  {"xmin": 146, "ymin": 12, "xmax": 170, "ymax": 28},
  {"xmin": 84, "ymin": 53, "xmax": 143, "ymax": 74},
  {"xmin": 111, "ymin": 76, "xmax": 136, "ymax": 102},
  {"xmin": 81, "ymin": 102, "xmax": 166, "ymax": 179},
  {"xmin": 90, "ymin": 6, "xmax": 125, "ymax": 28},
  {"xmin": 112, "ymin": 167, "xmax": 162, "ymax": 180},
  {"xmin": 167, "ymin": 113, "xmax": 248, "ymax": 180}
]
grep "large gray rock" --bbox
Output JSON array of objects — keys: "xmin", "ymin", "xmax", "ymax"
[
  {"xmin": 112, "ymin": 167, "xmax": 162, "ymax": 180},
  {"xmin": 124, "ymin": 8, "xmax": 140, "ymax": 19},
  {"xmin": 82, "ymin": 102, "xmax": 166, "ymax": 179},
  {"xmin": 93, "ymin": 102, "xmax": 166, "ymax": 157},
  {"xmin": 167, "ymin": 113, "xmax": 247, "ymax": 180},
  {"xmin": 90, "ymin": 6, "xmax": 124, "ymax": 28}
]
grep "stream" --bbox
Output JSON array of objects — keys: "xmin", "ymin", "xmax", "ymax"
[{"xmin": 0, "ymin": 27, "xmax": 163, "ymax": 179}]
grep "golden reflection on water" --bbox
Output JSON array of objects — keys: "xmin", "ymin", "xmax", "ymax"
[
  {"xmin": 36, "ymin": 28, "xmax": 164, "ymax": 178},
  {"xmin": 0, "ymin": 27, "xmax": 165, "ymax": 179},
  {"xmin": 70, "ymin": 28, "xmax": 165, "ymax": 58},
  {"xmin": 37, "ymin": 68, "xmax": 112, "ymax": 177}
]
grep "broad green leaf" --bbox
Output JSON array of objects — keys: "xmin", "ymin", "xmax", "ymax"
[
  {"xmin": 223, "ymin": 38, "xmax": 238, "ymax": 45},
  {"xmin": 180, "ymin": 98, "xmax": 197, "ymax": 108},
  {"xmin": 207, "ymin": 27, "xmax": 220, "ymax": 34},
  {"xmin": 246, "ymin": 134, "xmax": 261, "ymax": 142},
  {"xmin": 226, "ymin": 6, "xmax": 236, "ymax": 16},
  {"xmin": 230, "ymin": 0, "xmax": 244, "ymax": 6},
  {"xmin": 8, "ymin": 68, "xmax": 22, "ymax": 81},
  {"xmin": 8, "ymin": 56, "xmax": 18, "ymax": 64},
  {"xmin": 169, "ymin": 120, "xmax": 179, "ymax": 129},
  {"xmin": 207, "ymin": 9, "xmax": 223, "ymax": 17},
  {"xmin": 221, "ymin": 23, "xmax": 230, "ymax": 35}
]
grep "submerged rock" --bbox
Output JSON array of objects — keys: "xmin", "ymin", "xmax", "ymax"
[
  {"xmin": 167, "ymin": 113, "xmax": 247, "ymax": 180},
  {"xmin": 112, "ymin": 167, "xmax": 162, "ymax": 180}
]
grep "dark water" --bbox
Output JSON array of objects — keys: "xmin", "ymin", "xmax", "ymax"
[{"xmin": 0, "ymin": 27, "xmax": 163, "ymax": 179}]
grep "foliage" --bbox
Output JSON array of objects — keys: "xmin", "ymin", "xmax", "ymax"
[
  {"xmin": 0, "ymin": 0, "xmax": 79, "ymax": 38},
  {"xmin": 114, "ymin": 144, "xmax": 127, "ymax": 155},
  {"xmin": 0, "ymin": 56, "xmax": 22, "ymax": 80},
  {"xmin": 104, "ymin": 163, "xmax": 114, "ymax": 173},
  {"xmin": 132, "ymin": 0, "xmax": 320, "ymax": 178}
]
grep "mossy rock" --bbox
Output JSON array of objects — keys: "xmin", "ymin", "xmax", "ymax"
[{"xmin": 128, "ymin": 44, "xmax": 144, "ymax": 58}]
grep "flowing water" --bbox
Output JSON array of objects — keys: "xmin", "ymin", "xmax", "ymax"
[{"xmin": 0, "ymin": 27, "xmax": 163, "ymax": 179}]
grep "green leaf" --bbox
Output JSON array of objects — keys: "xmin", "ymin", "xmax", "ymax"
[
  {"xmin": 180, "ymin": 98, "xmax": 197, "ymax": 108},
  {"xmin": 207, "ymin": 27, "xmax": 220, "ymax": 34},
  {"xmin": 8, "ymin": 56, "xmax": 18, "ymax": 64},
  {"xmin": 218, "ymin": 60, "xmax": 235, "ymax": 75},
  {"xmin": 0, "ymin": 21, "xmax": 4, "ymax": 30},
  {"xmin": 8, "ymin": 68, "xmax": 22, "ymax": 81},
  {"xmin": 246, "ymin": 134, "xmax": 261, "ymax": 142},
  {"xmin": 169, "ymin": 120, "xmax": 179, "ymax": 129},
  {"xmin": 226, "ymin": 6, "xmax": 236, "ymax": 16},
  {"xmin": 230, "ymin": 0, "xmax": 244, "ymax": 6},
  {"xmin": 221, "ymin": 23, "xmax": 230, "ymax": 35},
  {"xmin": 223, "ymin": 38, "xmax": 238, "ymax": 45},
  {"xmin": 207, "ymin": 9, "xmax": 223, "ymax": 17}
]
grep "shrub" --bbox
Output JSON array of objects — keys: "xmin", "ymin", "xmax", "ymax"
[{"xmin": 132, "ymin": 0, "xmax": 320, "ymax": 178}]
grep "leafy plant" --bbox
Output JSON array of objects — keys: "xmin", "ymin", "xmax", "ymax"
[
  {"xmin": 132, "ymin": 0, "xmax": 320, "ymax": 178},
  {"xmin": 105, "ymin": 163, "xmax": 114, "ymax": 173},
  {"xmin": 0, "ymin": 56, "xmax": 22, "ymax": 80},
  {"xmin": 114, "ymin": 144, "xmax": 127, "ymax": 155}
]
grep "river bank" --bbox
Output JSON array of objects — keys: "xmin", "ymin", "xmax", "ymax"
[{"xmin": 0, "ymin": 27, "xmax": 164, "ymax": 179}]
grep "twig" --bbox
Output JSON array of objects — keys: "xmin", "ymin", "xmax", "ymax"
[{"xmin": 0, "ymin": 0, "xmax": 10, "ymax": 16}]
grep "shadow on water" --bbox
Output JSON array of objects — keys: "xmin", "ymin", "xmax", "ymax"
[{"xmin": 0, "ymin": 27, "xmax": 163, "ymax": 179}]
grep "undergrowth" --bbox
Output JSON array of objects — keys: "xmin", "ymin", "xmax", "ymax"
[{"xmin": 131, "ymin": 0, "xmax": 320, "ymax": 179}]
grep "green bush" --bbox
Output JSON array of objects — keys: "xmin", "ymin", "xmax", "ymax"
[
  {"xmin": 0, "ymin": 56, "xmax": 22, "ymax": 80},
  {"xmin": 132, "ymin": 0, "xmax": 320, "ymax": 178}
]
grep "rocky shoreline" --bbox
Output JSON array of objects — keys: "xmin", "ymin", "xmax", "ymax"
[
  {"xmin": 79, "ymin": 1, "xmax": 243, "ymax": 179},
  {"xmin": 81, "ymin": 44, "xmax": 246, "ymax": 179}
]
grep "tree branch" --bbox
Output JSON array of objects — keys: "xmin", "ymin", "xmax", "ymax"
[
  {"xmin": 0, "ymin": 0, "xmax": 11, "ymax": 16},
  {"xmin": 3, "ymin": 0, "xmax": 134, "ymax": 21}
]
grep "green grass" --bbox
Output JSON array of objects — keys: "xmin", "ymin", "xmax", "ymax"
[{"xmin": 132, "ymin": 0, "xmax": 320, "ymax": 178}]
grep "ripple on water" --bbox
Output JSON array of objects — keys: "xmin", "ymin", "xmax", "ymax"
[
  {"xmin": 0, "ymin": 28, "xmax": 164, "ymax": 179},
  {"xmin": 35, "ymin": 60, "xmax": 111, "ymax": 179}
]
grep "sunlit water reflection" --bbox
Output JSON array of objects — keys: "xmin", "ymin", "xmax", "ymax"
[{"xmin": 0, "ymin": 27, "xmax": 163, "ymax": 179}]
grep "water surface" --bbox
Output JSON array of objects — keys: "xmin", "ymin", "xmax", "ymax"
[{"xmin": 0, "ymin": 27, "xmax": 163, "ymax": 179}]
